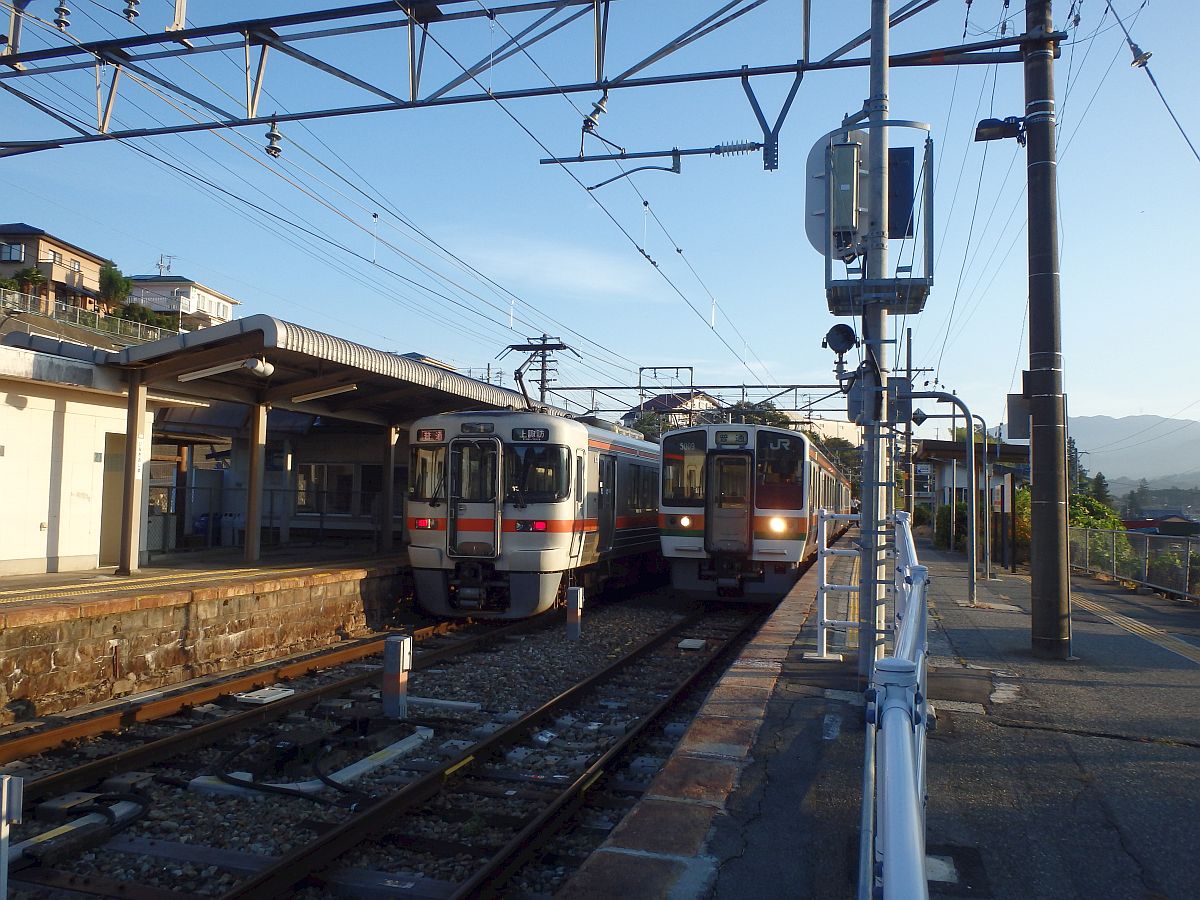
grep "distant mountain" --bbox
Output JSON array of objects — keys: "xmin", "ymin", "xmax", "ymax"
[{"xmin": 1069, "ymin": 415, "xmax": 1200, "ymax": 489}]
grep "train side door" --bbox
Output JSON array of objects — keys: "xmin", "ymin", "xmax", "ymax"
[
  {"xmin": 706, "ymin": 454, "xmax": 751, "ymax": 554},
  {"xmin": 447, "ymin": 437, "xmax": 501, "ymax": 558},
  {"xmin": 597, "ymin": 453, "xmax": 616, "ymax": 553},
  {"xmin": 570, "ymin": 451, "xmax": 586, "ymax": 561}
]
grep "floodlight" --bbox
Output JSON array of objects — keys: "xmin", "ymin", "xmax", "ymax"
[
  {"xmin": 823, "ymin": 324, "xmax": 858, "ymax": 356},
  {"xmin": 974, "ymin": 116, "xmax": 1026, "ymax": 146}
]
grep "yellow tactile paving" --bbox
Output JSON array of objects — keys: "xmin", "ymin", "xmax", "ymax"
[
  {"xmin": 0, "ymin": 564, "xmax": 325, "ymax": 605},
  {"xmin": 844, "ymin": 553, "xmax": 861, "ymax": 651},
  {"xmin": 1073, "ymin": 594, "xmax": 1200, "ymax": 666}
]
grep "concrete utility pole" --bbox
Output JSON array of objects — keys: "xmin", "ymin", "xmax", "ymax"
[
  {"xmin": 1025, "ymin": 0, "xmax": 1072, "ymax": 659},
  {"xmin": 858, "ymin": 0, "xmax": 891, "ymax": 676}
]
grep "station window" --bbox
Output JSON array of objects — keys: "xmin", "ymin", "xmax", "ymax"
[
  {"xmin": 0, "ymin": 242, "xmax": 24, "ymax": 263},
  {"xmin": 295, "ymin": 462, "xmax": 354, "ymax": 515}
]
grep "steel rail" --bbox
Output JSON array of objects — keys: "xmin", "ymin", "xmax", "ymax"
[
  {"xmin": 15, "ymin": 616, "xmax": 550, "ymax": 811},
  {"xmin": 221, "ymin": 611, "xmax": 707, "ymax": 899},
  {"xmin": 454, "ymin": 611, "xmax": 765, "ymax": 897}
]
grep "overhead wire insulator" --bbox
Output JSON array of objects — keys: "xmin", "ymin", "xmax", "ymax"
[
  {"xmin": 264, "ymin": 118, "xmax": 283, "ymax": 158},
  {"xmin": 124, "ymin": 0, "xmax": 140, "ymax": 22},
  {"xmin": 713, "ymin": 141, "xmax": 760, "ymax": 156},
  {"xmin": 54, "ymin": 2, "xmax": 71, "ymax": 31}
]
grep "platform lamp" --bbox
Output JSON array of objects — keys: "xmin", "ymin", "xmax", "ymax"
[{"xmin": 974, "ymin": 116, "xmax": 1027, "ymax": 147}]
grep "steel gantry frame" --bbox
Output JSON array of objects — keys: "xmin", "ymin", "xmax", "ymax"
[{"xmin": 0, "ymin": 0, "xmax": 1052, "ymax": 158}]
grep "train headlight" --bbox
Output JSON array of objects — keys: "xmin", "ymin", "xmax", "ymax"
[
  {"xmin": 679, "ymin": 515, "xmax": 692, "ymax": 528},
  {"xmin": 769, "ymin": 517, "xmax": 787, "ymax": 534},
  {"xmin": 414, "ymin": 518, "xmax": 436, "ymax": 530},
  {"xmin": 515, "ymin": 520, "xmax": 549, "ymax": 532}
]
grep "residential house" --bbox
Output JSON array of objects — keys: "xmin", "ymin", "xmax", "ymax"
[
  {"xmin": 128, "ymin": 275, "xmax": 240, "ymax": 330},
  {"xmin": 621, "ymin": 390, "xmax": 722, "ymax": 429},
  {"xmin": 0, "ymin": 223, "xmax": 107, "ymax": 314}
]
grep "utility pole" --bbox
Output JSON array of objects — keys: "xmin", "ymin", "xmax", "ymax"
[
  {"xmin": 1025, "ymin": 0, "xmax": 1072, "ymax": 659},
  {"xmin": 858, "ymin": 0, "xmax": 891, "ymax": 676}
]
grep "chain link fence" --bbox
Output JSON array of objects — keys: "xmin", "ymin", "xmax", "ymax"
[{"xmin": 1069, "ymin": 527, "xmax": 1200, "ymax": 602}]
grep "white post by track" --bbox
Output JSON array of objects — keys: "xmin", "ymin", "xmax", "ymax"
[
  {"xmin": 382, "ymin": 634, "xmax": 413, "ymax": 719},
  {"xmin": 1, "ymin": 774, "xmax": 23, "ymax": 897},
  {"xmin": 805, "ymin": 509, "xmax": 862, "ymax": 661},
  {"xmin": 567, "ymin": 586, "xmax": 584, "ymax": 641}
]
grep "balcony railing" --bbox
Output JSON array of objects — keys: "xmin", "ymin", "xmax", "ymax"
[{"xmin": 1, "ymin": 287, "xmax": 178, "ymax": 344}]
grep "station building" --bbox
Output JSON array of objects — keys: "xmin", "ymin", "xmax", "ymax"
[{"xmin": 0, "ymin": 315, "xmax": 541, "ymax": 577}]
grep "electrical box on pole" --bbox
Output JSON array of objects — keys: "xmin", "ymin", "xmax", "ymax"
[{"xmin": 805, "ymin": 122, "xmax": 935, "ymax": 316}]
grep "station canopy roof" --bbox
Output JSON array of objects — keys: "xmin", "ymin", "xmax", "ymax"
[{"xmin": 3, "ymin": 314, "xmax": 565, "ymax": 426}]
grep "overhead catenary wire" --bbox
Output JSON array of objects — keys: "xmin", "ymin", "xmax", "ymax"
[
  {"xmin": 8, "ymin": 0, "xmax": 645, "ymax": 390},
  {"xmin": 420, "ymin": 6, "xmax": 767, "ymax": 387}
]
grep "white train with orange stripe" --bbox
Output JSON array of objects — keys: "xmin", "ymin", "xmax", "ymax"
[
  {"xmin": 659, "ymin": 423, "xmax": 853, "ymax": 601},
  {"xmin": 406, "ymin": 410, "xmax": 662, "ymax": 618}
]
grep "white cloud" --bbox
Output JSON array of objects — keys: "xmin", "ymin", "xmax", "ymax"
[{"xmin": 456, "ymin": 234, "xmax": 669, "ymax": 304}]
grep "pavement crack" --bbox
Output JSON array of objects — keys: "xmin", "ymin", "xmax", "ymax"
[
  {"xmin": 1063, "ymin": 741, "xmax": 1168, "ymax": 899},
  {"xmin": 989, "ymin": 716, "xmax": 1200, "ymax": 749}
]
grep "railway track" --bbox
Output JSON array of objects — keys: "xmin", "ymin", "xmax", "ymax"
[
  {"xmin": 4, "ymin": 598, "xmax": 755, "ymax": 898},
  {"xmin": 3, "ymin": 615, "xmax": 551, "ymax": 810}
]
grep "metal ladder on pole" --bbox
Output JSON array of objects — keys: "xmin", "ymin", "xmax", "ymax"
[{"xmin": 805, "ymin": 508, "xmax": 863, "ymax": 662}]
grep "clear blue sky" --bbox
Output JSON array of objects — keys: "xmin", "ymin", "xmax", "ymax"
[{"xmin": 2, "ymin": 0, "xmax": 1195, "ymax": 436}]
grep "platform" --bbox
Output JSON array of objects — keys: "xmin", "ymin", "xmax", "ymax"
[
  {"xmin": 0, "ymin": 550, "xmax": 408, "ymax": 724},
  {"xmin": 561, "ymin": 543, "xmax": 1200, "ymax": 898}
]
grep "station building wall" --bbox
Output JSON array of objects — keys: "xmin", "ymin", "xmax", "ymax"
[{"xmin": 0, "ymin": 345, "xmax": 152, "ymax": 575}]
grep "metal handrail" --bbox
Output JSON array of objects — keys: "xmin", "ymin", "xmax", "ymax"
[
  {"xmin": 1, "ymin": 287, "xmax": 178, "ymax": 344},
  {"xmin": 859, "ymin": 510, "xmax": 931, "ymax": 900}
]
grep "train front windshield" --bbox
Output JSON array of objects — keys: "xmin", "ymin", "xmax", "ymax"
[
  {"xmin": 662, "ymin": 430, "xmax": 708, "ymax": 507},
  {"xmin": 504, "ymin": 444, "xmax": 570, "ymax": 504},
  {"xmin": 755, "ymin": 432, "xmax": 805, "ymax": 510}
]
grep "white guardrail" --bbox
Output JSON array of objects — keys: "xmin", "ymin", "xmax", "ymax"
[{"xmin": 858, "ymin": 510, "xmax": 931, "ymax": 900}]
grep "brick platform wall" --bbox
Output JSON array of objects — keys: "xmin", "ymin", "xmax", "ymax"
[{"xmin": 0, "ymin": 565, "xmax": 406, "ymax": 723}]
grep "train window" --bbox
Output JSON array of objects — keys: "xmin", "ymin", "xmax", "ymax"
[
  {"xmin": 409, "ymin": 445, "xmax": 446, "ymax": 501},
  {"xmin": 662, "ymin": 430, "xmax": 707, "ymax": 508},
  {"xmin": 451, "ymin": 440, "xmax": 498, "ymax": 502},
  {"xmin": 755, "ymin": 432, "xmax": 805, "ymax": 510},
  {"xmin": 504, "ymin": 444, "xmax": 570, "ymax": 504}
]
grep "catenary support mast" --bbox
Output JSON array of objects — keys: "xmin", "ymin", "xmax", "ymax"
[
  {"xmin": 1025, "ymin": 0, "xmax": 1071, "ymax": 658},
  {"xmin": 858, "ymin": 0, "xmax": 891, "ymax": 676}
]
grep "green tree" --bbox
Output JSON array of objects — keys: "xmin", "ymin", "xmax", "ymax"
[
  {"xmin": 99, "ymin": 262, "xmax": 132, "ymax": 308},
  {"xmin": 1125, "ymin": 479, "xmax": 1151, "ymax": 517},
  {"xmin": 630, "ymin": 411, "xmax": 670, "ymax": 440},
  {"xmin": 724, "ymin": 400, "xmax": 793, "ymax": 427},
  {"xmin": 1068, "ymin": 494, "xmax": 1123, "ymax": 530},
  {"xmin": 14, "ymin": 266, "xmax": 45, "ymax": 296},
  {"xmin": 117, "ymin": 301, "xmax": 174, "ymax": 329},
  {"xmin": 1067, "ymin": 437, "xmax": 1090, "ymax": 495},
  {"xmin": 1090, "ymin": 472, "xmax": 1114, "ymax": 508}
]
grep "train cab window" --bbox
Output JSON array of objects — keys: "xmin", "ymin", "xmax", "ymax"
[
  {"xmin": 409, "ymin": 445, "xmax": 446, "ymax": 502},
  {"xmin": 715, "ymin": 457, "xmax": 749, "ymax": 503},
  {"xmin": 755, "ymin": 431, "xmax": 805, "ymax": 510},
  {"xmin": 504, "ymin": 444, "xmax": 570, "ymax": 504},
  {"xmin": 662, "ymin": 430, "xmax": 707, "ymax": 508},
  {"xmin": 451, "ymin": 440, "xmax": 498, "ymax": 502}
]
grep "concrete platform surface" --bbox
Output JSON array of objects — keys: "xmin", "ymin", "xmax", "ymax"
[{"xmin": 561, "ymin": 542, "xmax": 1200, "ymax": 899}]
